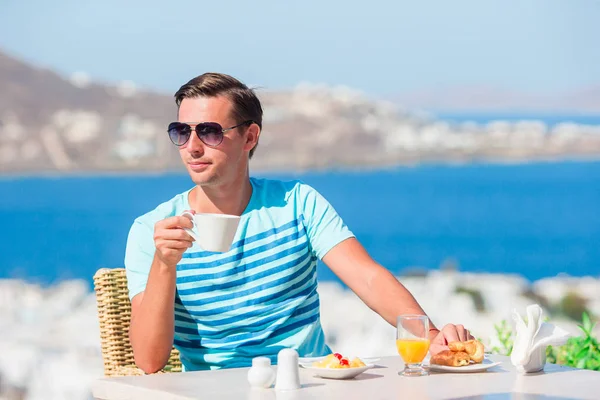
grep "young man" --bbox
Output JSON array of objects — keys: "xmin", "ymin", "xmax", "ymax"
[{"xmin": 125, "ymin": 73, "xmax": 474, "ymax": 373}]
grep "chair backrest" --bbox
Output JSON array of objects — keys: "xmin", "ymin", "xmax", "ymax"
[{"xmin": 93, "ymin": 267, "xmax": 182, "ymax": 376}]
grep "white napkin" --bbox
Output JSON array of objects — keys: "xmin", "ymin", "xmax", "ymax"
[{"xmin": 510, "ymin": 304, "xmax": 571, "ymax": 373}]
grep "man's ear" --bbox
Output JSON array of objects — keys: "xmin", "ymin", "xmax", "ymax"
[{"xmin": 244, "ymin": 123, "xmax": 260, "ymax": 152}]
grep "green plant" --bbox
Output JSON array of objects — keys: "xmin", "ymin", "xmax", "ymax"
[
  {"xmin": 491, "ymin": 312, "xmax": 600, "ymax": 371},
  {"xmin": 490, "ymin": 320, "xmax": 513, "ymax": 356},
  {"xmin": 547, "ymin": 312, "xmax": 600, "ymax": 371}
]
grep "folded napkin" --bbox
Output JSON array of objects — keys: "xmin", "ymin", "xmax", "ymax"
[{"xmin": 510, "ymin": 304, "xmax": 571, "ymax": 373}]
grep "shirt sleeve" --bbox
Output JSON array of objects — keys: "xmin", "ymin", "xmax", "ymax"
[
  {"xmin": 297, "ymin": 183, "xmax": 355, "ymax": 260},
  {"xmin": 124, "ymin": 218, "xmax": 156, "ymax": 300}
]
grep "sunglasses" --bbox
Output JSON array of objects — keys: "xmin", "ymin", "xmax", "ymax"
[{"xmin": 167, "ymin": 120, "xmax": 253, "ymax": 147}]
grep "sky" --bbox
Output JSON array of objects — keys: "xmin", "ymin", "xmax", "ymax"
[{"xmin": 0, "ymin": 0, "xmax": 599, "ymax": 97}]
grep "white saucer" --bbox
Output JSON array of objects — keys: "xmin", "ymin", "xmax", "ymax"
[
  {"xmin": 298, "ymin": 356, "xmax": 380, "ymax": 369},
  {"xmin": 302, "ymin": 364, "xmax": 375, "ymax": 379},
  {"xmin": 429, "ymin": 357, "xmax": 502, "ymax": 373}
]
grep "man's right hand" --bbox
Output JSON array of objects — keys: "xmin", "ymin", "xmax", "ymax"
[{"xmin": 153, "ymin": 215, "xmax": 195, "ymax": 266}]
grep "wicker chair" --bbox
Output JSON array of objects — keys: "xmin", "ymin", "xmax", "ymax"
[{"xmin": 93, "ymin": 267, "xmax": 182, "ymax": 377}]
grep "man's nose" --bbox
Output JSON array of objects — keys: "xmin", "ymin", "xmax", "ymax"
[{"xmin": 185, "ymin": 129, "xmax": 205, "ymax": 153}]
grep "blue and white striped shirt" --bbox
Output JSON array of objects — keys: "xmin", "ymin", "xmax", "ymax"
[{"xmin": 125, "ymin": 177, "xmax": 354, "ymax": 370}]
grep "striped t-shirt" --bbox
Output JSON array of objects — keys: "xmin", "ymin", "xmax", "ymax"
[{"xmin": 124, "ymin": 177, "xmax": 354, "ymax": 371}]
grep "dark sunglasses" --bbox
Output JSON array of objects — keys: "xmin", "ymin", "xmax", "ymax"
[{"xmin": 167, "ymin": 120, "xmax": 253, "ymax": 147}]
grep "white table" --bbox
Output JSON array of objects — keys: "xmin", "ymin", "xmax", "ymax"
[{"xmin": 92, "ymin": 355, "xmax": 600, "ymax": 400}]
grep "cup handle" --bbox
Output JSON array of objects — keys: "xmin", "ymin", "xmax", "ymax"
[{"xmin": 181, "ymin": 211, "xmax": 199, "ymax": 242}]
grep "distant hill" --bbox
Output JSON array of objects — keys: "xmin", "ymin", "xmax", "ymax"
[
  {"xmin": 1, "ymin": 50, "xmax": 599, "ymax": 176},
  {"xmin": 0, "ymin": 50, "xmax": 174, "ymax": 128},
  {"xmin": 0, "ymin": 50, "xmax": 176, "ymax": 174}
]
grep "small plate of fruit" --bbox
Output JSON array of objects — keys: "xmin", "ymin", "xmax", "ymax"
[{"xmin": 299, "ymin": 353, "xmax": 375, "ymax": 379}]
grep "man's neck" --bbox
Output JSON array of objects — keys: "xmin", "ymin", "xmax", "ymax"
[{"xmin": 189, "ymin": 173, "xmax": 253, "ymax": 216}]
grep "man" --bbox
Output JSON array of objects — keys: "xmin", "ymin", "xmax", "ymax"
[{"xmin": 125, "ymin": 72, "xmax": 474, "ymax": 373}]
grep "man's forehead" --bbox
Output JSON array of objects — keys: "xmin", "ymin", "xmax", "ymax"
[{"xmin": 178, "ymin": 96, "xmax": 233, "ymax": 121}]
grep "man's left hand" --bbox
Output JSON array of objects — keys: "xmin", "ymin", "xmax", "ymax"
[{"xmin": 429, "ymin": 324, "xmax": 475, "ymax": 355}]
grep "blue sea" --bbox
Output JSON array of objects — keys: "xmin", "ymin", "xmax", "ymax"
[{"xmin": 1, "ymin": 161, "xmax": 599, "ymax": 289}]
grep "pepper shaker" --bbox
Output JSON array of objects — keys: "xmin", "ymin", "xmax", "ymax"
[{"xmin": 275, "ymin": 348, "xmax": 301, "ymax": 391}]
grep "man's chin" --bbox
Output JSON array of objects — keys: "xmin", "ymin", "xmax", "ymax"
[{"xmin": 188, "ymin": 170, "xmax": 218, "ymax": 186}]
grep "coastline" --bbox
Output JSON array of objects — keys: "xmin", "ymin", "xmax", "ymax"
[
  {"xmin": 1, "ymin": 156, "xmax": 600, "ymax": 181},
  {"xmin": 2, "ymin": 80, "xmax": 600, "ymax": 176}
]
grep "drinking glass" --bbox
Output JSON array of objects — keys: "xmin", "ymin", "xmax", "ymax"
[{"xmin": 396, "ymin": 314, "xmax": 430, "ymax": 376}]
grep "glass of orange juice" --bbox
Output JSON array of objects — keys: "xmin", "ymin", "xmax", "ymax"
[{"xmin": 396, "ymin": 314, "xmax": 430, "ymax": 376}]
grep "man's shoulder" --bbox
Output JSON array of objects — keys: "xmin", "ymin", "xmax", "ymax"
[
  {"xmin": 133, "ymin": 188, "xmax": 192, "ymax": 228},
  {"xmin": 250, "ymin": 176, "xmax": 315, "ymax": 200}
]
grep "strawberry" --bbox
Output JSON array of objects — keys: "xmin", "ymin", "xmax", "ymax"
[
  {"xmin": 333, "ymin": 353, "xmax": 343, "ymax": 360},
  {"xmin": 340, "ymin": 358, "xmax": 349, "ymax": 366}
]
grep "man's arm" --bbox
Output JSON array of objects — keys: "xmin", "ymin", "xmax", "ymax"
[
  {"xmin": 129, "ymin": 255, "xmax": 177, "ymax": 374},
  {"xmin": 128, "ymin": 215, "xmax": 194, "ymax": 373},
  {"xmin": 322, "ymin": 237, "xmax": 429, "ymax": 326},
  {"xmin": 322, "ymin": 237, "xmax": 473, "ymax": 354}
]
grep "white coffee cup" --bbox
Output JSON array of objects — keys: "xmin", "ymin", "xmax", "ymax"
[{"xmin": 181, "ymin": 211, "xmax": 241, "ymax": 253}]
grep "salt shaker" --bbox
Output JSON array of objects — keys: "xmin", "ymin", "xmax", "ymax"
[
  {"xmin": 275, "ymin": 348, "xmax": 301, "ymax": 391},
  {"xmin": 248, "ymin": 357, "xmax": 276, "ymax": 389}
]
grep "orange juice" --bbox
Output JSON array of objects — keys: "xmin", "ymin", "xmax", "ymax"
[{"xmin": 396, "ymin": 339, "xmax": 430, "ymax": 364}]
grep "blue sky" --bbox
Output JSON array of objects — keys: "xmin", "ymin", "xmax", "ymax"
[{"xmin": 0, "ymin": 0, "xmax": 598, "ymax": 97}]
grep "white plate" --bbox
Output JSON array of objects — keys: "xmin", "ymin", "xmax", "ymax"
[
  {"xmin": 302, "ymin": 364, "xmax": 375, "ymax": 379},
  {"xmin": 298, "ymin": 356, "xmax": 380, "ymax": 369},
  {"xmin": 429, "ymin": 357, "xmax": 502, "ymax": 373}
]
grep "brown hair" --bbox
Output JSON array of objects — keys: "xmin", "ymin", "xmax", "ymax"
[{"xmin": 174, "ymin": 72, "xmax": 263, "ymax": 158}]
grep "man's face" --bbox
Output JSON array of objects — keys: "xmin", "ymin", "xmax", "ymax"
[{"xmin": 177, "ymin": 96, "xmax": 250, "ymax": 186}]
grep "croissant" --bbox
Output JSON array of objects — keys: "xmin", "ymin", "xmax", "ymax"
[
  {"xmin": 448, "ymin": 339, "xmax": 485, "ymax": 363},
  {"xmin": 431, "ymin": 350, "xmax": 471, "ymax": 367},
  {"xmin": 448, "ymin": 341, "xmax": 466, "ymax": 352},
  {"xmin": 464, "ymin": 340, "xmax": 485, "ymax": 363}
]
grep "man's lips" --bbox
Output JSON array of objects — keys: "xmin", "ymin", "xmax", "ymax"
[{"xmin": 188, "ymin": 161, "xmax": 211, "ymax": 171}]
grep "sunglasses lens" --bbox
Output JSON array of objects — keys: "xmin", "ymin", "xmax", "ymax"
[
  {"xmin": 168, "ymin": 123, "xmax": 191, "ymax": 146},
  {"xmin": 196, "ymin": 123, "xmax": 223, "ymax": 147}
]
